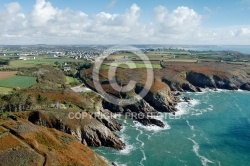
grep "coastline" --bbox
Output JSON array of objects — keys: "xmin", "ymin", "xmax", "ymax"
[{"xmin": 94, "ymin": 88, "xmax": 250, "ymax": 166}]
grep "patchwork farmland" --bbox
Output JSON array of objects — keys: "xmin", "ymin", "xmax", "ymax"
[{"xmin": 0, "ymin": 71, "xmax": 17, "ymax": 80}]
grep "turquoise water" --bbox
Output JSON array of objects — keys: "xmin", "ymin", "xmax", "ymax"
[{"xmin": 94, "ymin": 90, "xmax": 250, "ymax": 166}]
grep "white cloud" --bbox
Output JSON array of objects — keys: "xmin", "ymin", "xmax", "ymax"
[
  {"xmin": 0, "ymin": 0, "xmax": 249, "ymax": 44},
  {"xmin": 237, "ymin": 27, "xmax": 250, "ymax": 35},
  {"xmin": 230, "ymin": 27, "xmax": 250, "ymax": 38},
  {"xmin": 31, "ymin": 0, "xmax": 58, "ymax": 27},
  {"xmin": 154, "ymin": 6, "xmax": 201, "ymax": 34},
  {"xmin": 5, "ymin": 2, "xmax": 22, "ymax": 14},
  {"xmin": 154, "ymin": 6, "xmax": 168, "ymax": 23},
  {"xmin": 0, "ymin": 2, "xmax": 26, "ymax": 37}
]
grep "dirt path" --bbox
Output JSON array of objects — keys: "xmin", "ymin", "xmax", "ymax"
[{"xmin": 71, "ymin": 84, "xmax": 92, "ymax": 93}]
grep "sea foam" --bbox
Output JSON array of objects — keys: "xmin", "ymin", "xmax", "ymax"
[
  {"xmin": 188, "ymin": 138, "xmax": 214, "ymax": 166},
  {"xmin": 119, "ymin": 133, "xmax": 135, "ymax": 155},
  {"xmin": 133, "ymin": 121, "xmax": 171, "ymax": 132}
]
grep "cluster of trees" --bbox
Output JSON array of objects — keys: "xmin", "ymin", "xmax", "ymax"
[
  {"xmin": 0, "ymin": 59, "xmax": 10, "ymax": 66},
  {"xmin": 0, "ymin": 67, "xmax": 35, "ymax": 72},
  {"xmin": 79, "ymin": 62, "xmax": 93, "ymax": 70},
  {"xmin": 36, "ymin": 66, "xmax": 66, "ymax": 85},
  {"xmin": 0, "ymin": 93, "xmax": 36, "ymax": 112},
  {"xmin": 16, "ymin": 67, "xmax": 38, "ymax": 76}
]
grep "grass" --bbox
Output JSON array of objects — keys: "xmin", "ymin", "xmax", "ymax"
[
  {"xmin": 66, "ymin": 76, "xmax": 80, "ymax": 85},
  {"xmin": 1, "ymin": 56, "xmax": 88, "ymax": 69},
  {"xmin": 0, "ymin": 76, "xmax": 36, "ymax": 88},
  {"xmin": 0, "ymin": 87, "xmax": 12, "ymax": 94}
]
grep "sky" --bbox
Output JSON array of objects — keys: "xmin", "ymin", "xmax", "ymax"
[{"xmin": 0, "ymin": 0, "xmax": 250, "ymax": 45}]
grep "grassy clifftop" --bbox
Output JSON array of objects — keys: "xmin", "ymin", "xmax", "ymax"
[{"xmin": 0, "ymin": 117, "xmax": 110, "ymax": 166}]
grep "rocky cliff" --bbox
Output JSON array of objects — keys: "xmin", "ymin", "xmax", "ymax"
[
  {"xmin": 18, "ymin": 110, "xmax": 125, "ymax": 150},
  {"xmin": 161, "ymin": 61, "xmax": 250, "ymax": 92},
  {"xmin": 81, "ymin": 68, "xmax": 179, "ymax": 128},
  {"xmin": 80, "ymin": 61, "xmax": 250, "ymax": 129},
  {"xmin": 0, "ymin": 117, "xmax": 111, "ymax": 166}
]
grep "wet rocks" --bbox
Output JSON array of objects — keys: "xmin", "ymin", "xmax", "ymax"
[
  {"xmin": 240, "ymin": 83, "xmax": 250, "ymax": 91},
  {"xmin": 183, "ymin": 96, "xmax": 192, "ymax": 102}
]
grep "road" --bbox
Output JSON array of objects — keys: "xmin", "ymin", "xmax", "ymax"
[{"xmin": 71, "ymin": 84, "xmax": 92, "ymax": 93}]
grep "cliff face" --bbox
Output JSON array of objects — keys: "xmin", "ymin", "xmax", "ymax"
[
  {"xmin": 240, "ymin": 83, "xmax": 250, "ymax": 91},
  {"xmin": 81, "ymin": 68, "xmax": 179, "ymax": 128},
  {"xmin": 161, "ymin": 61, "xmax": 250, "ymax": 92},
  {"xmin": 186, "ymin": 72, "xmax": 239, "ymax": 90},
  {"xmin": 140, "ymin": 85, "xmax": 178, "ymax": 113},
  {"xmin": 162, "ymin": 78, "xmax": 198, "ymax": 92},
  {"xmin": 18, "ymin": 110, "xmax": 125, "ymax": 150},
  {"xmin": 0, "ymin": 118, "xmax": 110, "ymax": 166}
]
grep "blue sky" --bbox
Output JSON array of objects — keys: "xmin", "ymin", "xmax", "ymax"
[{"xmin": 0, "ymin": 0, "xmax": 250, "ymax": 44}]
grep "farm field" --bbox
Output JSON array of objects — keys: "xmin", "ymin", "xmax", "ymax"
[
  {"xmin": 0, "ymin": 71, "xmax": 17, "ymax": 80},
  {"xmin": 163, "ymin": 59, "xmax": 198, "ymax": 63},
  {"xmin": 0, "ymin": 76, "xmax": 36, "ymax": 88},
  {"xmin": 0, "ymin": 56, "xmax": 87, "ymax": 68},
  {"xmin": 0, "ymin": 87, "xmax": 12, "ymax": 94}
]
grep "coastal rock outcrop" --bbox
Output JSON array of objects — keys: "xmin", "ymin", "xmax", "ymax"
[
  {"xmin": 92, "ymin": 109, "xmax": 122, "ymax": 131},
  {"xmin": 0, "ymin": 118, "xmax": 111, "ymax": 166},
  {"xmin": 162, "ymin": 78, "xmax": 198, "ymax": 92},
  {"xmin": 20, "ymin": 110, "xmax": 125, "ymax": 150},
  {"xmin": 80, "ymin": 62, "xmax": 250, "ymax": 131},
  {"xmin": 139, "ymin": 84, "xmax": 178, "ymax": 113},
  {"xmin": 160, "ymin": 61, "xmax": 250, "ymax": 91},
  {"xmin": 240, "ymin": 83, "xmax": 250, "ymax": 91},
  {"xmin": 186, "ymin": 72, "xmax": 216, "ymax": 88},
  {"xmin": 103, "ymin": 98, "xmax": 165, "ymax": 127}
]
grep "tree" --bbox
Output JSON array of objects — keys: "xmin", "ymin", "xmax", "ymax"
[
  {"xmin": 26, "ymin": 95, "xmax": 36, "ymax": 110},
  {"xmin": 37, "ymin": 94, "xmax": 43, "ymax": 104},
  {"xmin": 0, "ymin": 98, "xmax": 7, "ymax": 112},
  {"xmin": 9, "ymin": 95, "xmax": 19, "ymax": 112},
  {"xmin": 54, "ymin": 61, "xmax": 60, "ymax": 67},
  {"xmin": 18, "ymin": 93, "xmax": 28, "ymax": 111}
]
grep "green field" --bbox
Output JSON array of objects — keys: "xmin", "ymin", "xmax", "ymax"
[
  {"xmin": 0, "ymin": 76, "xmax": 37, "ymax": 88},
  {"xmin": 66, "ymin": 76, "xmax": 81, "ymax": 85},
  {"xmin": 0, "ymin": 87, "xmax": 12, "ymax": 94},
  {"xmin": 0, "ymin": 56, "xmax": 88, "ymax": 68}
]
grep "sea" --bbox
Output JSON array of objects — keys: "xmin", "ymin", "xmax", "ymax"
[
  {"xmin": 135, "ymin": 45, "xmax": 250, "ymax": 54},
  {"xmin": 93, "ymin": 90, "xmax": 250, "ymax": 166}
]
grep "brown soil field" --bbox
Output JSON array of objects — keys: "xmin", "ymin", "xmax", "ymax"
[{"xmin": 0, "ymin": 71, "xmax": 17, "ymax": 80}]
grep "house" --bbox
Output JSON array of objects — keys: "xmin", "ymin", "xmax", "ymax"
[
  {"xmin": 19, "ymin": 56, "xmax": 35, "ymax": 60},
  {"xmin": 63, "ymin": 66, "xmax": 71, "ymax": 72},
  {"xmin": 19, "ymin": 56, "xmax": 27, "ymax": 60},
  {"xmin": 50, "ymin": 102, "xmax": 67, "ymax": 109}
]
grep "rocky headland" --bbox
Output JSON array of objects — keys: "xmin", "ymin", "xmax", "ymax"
[
  {"xmin": 80, "ymin": 61, "xmax": 250, "ymax": 128},
  {"xmin": 0, "ymin": 117, "xmax": 111, "ymax": 166},
  {"xmin": 1, "ymin": 61, "xmax": 250, "ymax": 165}
]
